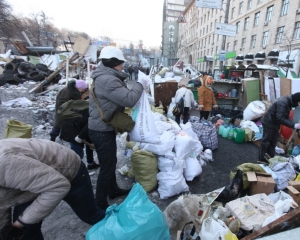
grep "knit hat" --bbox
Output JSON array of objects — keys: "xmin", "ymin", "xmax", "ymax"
[
  {"xmin": 178, "ymin": 77, "xmax": 189, "ymax": 86},
  {"xmin": 102, "ymin": 57, "xmax": 124, "ymax": 68},
  {"xmin": 292, "ymin": 92, "xmax": 300, "ymax": 106},
  {"xmin": 75, "ymin": 80, "xmax": 87, "ymax": 89}
]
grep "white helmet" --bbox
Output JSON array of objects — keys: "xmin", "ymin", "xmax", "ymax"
[{"xmin": 99, "ymin": 46, "xmax": 126, "ymax": 61}]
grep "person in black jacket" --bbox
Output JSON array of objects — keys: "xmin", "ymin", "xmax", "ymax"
[
  {"xmin": 60, "ymin": 108, "xmax": 100, "ymax": 170},
  {"xmin": 259, "ymin": 93, "xmax": 300, "ymax": 161}
]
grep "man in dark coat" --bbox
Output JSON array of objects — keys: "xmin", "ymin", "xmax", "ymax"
[{"xmin": 259, "ymin": 92, "xmax": 300, "ymax": 161}]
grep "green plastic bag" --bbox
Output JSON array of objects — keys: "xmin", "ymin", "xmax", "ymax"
[
  {"xmin": 85, "ymin": 183, "xmax": 170, "ymax": 240},
  {"xmin": 3, "ymin": 119, "xmax": 32, "ymax": 139}
]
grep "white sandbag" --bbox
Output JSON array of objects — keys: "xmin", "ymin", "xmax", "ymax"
[
  {"xmin": 200, "ymin": 149, "xmax": 214, "ymax": 162},
  {"xmin": 168, "ymin": 118, "xmax": 181, "ymax": 134},
  {"xmin": 243, "ymin": 101, "xmax": 266, "ymax": 120},
  {"xmin": 157, "ymin": 167, "xmax": 189, "ymax": 199},
  {"xmin": 190, "ymin": 140, "xmax": 203, "ymax": 159},
  {"xmin": 180, "ymin": 122, "xmax": 198, "ymax": 141},
  {"xmin": 152, "ymin": 112, "xmax": 167, "ymax": 122},
  {"xmin": 158, "ymin": 155, "xmax": 177, "ymax": 172},
  {"xmin": 130, "ymin": 91, "xmax": 160, "ymax": 144},
  {"xmin": 142, "ymin": 130, "xmax": 175, "ymax": 156},
  {"xmin": 174, "ymin": 131, "xmax": 200, "ymax": 161},
  {"xmin": 154, "ymin": 74, "xmax": 162, "ymax": 83},
  {"xmin": 167, "ymin": 98, "xmax": 176, "ymax": 120},
  {"xmin": 155, "ymin": 121, "xmax": 172, "ymax": 135},
  {"xmin": 183, "ymin": 157, "xmax": 202, "ymax": 181},
  {"xmin": 270, "ymin": 162, "xmax": 296, "ymax": 190}
]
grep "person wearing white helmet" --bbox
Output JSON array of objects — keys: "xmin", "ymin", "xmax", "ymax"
[{"xmin": 88, "ymin": 46, "xmax": 149, "ymax": 210}]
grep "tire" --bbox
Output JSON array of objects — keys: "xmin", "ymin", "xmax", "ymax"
[
  {"xmin": 11, "ymin": 59, "xmax": 25, "ymax": 65},
  {"xmin": 36, "ymin": 63, "xmax": 48, "ymax": 72},
  {"xmin": 4, "ymin": 63, "xmax": 16, "ymax": 71},
  {"xmin": 1, "ymin": 73, "xmax": 14, "ymax": 81},
  {"xmin": 3, "ymin": 69, "xmax": 15, "ymax": 75},
  {"xmin": 13, "ymin": 74, "xmax": 27, "ymax": 84},
  {"xmin": 26, "ymin": 71, "xmax": 44, "ymax": 82},
  {"xmin": 20, "ymin": 62, "xmax": 36, "ymax": 71}
]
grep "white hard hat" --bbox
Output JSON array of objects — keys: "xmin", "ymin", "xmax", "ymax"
[{"xmin": 99, "ymin": 46, "xmax": 126, "ymax": 61}]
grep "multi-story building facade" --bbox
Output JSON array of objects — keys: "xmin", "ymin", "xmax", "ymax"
[
  {"xmin": 161, "ymin": 0, "xmax": 189, "ymax": 66},
  {"xmin": 177, "ymin": 0, "xmax": 300, "ymax": 77}
]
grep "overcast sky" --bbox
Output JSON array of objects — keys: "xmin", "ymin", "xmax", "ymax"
[{"xmin": 7, "ymin": 0, "xmax": 164, "ymax": 48}]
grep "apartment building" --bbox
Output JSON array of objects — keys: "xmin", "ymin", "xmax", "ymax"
[
  {"xmin": 177, "ymin": 0, "xmax": 300, "ymax": 76},
  {"xmin": 161, "ymin": 0, "xmax": 189, "ymax": 66}
]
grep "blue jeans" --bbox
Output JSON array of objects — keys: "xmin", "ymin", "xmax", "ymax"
[
  {"xmin": 70, "ymin": 143, "xmax": 94, "ymax": 164},
  {"xmin": 13, "ymin": 162, "xmax": 105, "ymax": 240},
  {"xmin": 89, "ymin": 130, "xmax": 117, "ymax": 206}
]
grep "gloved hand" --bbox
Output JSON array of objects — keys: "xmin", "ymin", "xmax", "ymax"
[
  {"xmin": 0, "ymin": 223, "xmax": 25, "ymax": 240},
  {"xmin": 137, "ymin": 71, "xmax": 152, "ymax": 88},
  {"xmin": 295, "ymin": 123, "xmax": 300, "ymax": 129},
  {"xmin": 75, "ymin": 136, "xmax": 83, "ymax": 143}
]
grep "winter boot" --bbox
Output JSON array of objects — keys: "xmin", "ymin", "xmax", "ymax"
[{"xmin": 108, "ymin": 185, "xmax": 131, "ymax": 200}]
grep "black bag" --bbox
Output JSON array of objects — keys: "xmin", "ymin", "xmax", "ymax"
[
  {"xmin": 172, "ymin": 97, "xmax": 184, "ymax": 116},
  {"xmin": 172, "ymin": 90, "xmax": 187, "ymax": 116}
]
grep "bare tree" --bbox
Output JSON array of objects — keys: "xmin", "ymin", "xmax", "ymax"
[{"xmin": 0, "ymin": 0, "xmax": 23, "ymax": 50}]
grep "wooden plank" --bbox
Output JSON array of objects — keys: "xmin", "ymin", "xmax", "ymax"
[
  {"xmin": 73, "ymin": 36, "xmax": 90, "ymax": 55},
  {"xmin": 241, "ymin": 207, "xmax": 300, "ymax": 240}
]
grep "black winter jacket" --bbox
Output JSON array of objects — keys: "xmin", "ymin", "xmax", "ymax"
[
  {"xmin": 60, "ymin": 109, "xmax": 91, "ymax": 146},
  {"xmin": 262, "ymin": 94, "xmax": 295, "ymax": 129}
]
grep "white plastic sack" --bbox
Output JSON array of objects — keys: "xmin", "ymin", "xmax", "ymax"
[
  {"xmin": 270, "ymin": 162, "xmax": 296, "ymax": 190},
  {"xmin": 158, "ymin": 155, "xmax": 176, "ymax": 172},
  {"xmin": 200, "ymin": 149, "xmax": 214, "ymax": 162},
  {"xmin": 190, "ymin": 140, "xmax": 203, "ymax": 159},
  {"xmin": 130, "ymin": 91, "xmax": 160, "ymax": 144},
  {"xmin": 167, "ymin": 98, "xmax": 176, "ymax": 120},
  {"xmin": 199, "ymin": 218, "xmax": 238, "ymax": 240},
  {"xmin": 157, "ymin": 167, "xmax": 189, "ymax": 199},
  {"xmin": 262, "ymin": 199, "xmax": 298, "ymax": 227},
  {"xmin": 2, "ymin": 97, "xmax": 32, "ymax": 107},
  {"xmin": 243, "ymin": 101, "xmax": 266, "ymax": 120},
  {"xmin": 240, "ymin": 120, "xmax": 260, "ymax": 133},
  {"xmin": 268, "ymin": 190, "xmax": 293, "ymax": 204},
  {"xmin": 155, "ymin": 121, "xmax": 172, "ymax": 135},
  {"xmin": 154, "ymin": 75, "xmax": 162, "ymax": 83},
  {"xmin": 180, "ymin": 122, "xmax": 198, "ymax": 141},
  {"xmin": 142, "ymin": 130, "xmax": 175, "ymax": 156},
  {"xmin": 183, "ymin": 157, "xmax": 202, "ymax": 181},
  {"xmin": 174, "ymin": 131, "xmax": 200, "ymax": 161}
]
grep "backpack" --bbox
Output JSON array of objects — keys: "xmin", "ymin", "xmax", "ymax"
[{"xmin": 57, "ymin": 100, "xmax": 89, "ymax": 119}]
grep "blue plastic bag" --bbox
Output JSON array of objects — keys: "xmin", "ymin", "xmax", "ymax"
[{"xmin": 85, "ymin": 183, "xmax": 170, "ymax": 240}]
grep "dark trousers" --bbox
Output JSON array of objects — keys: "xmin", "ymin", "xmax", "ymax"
[
  {"xmin": 89, "ymin": 130, "xmax": 117, "ymax": 208},
  {"xmin": 175, "ymin": 107, "xmax": 190, "ymax": 125},
  {"xmin": 200, "ymin": 111, "xmax": 210, "ymax": 120},
  {"xmin": 259, "ymin": 125, "xmax": 278, "ymax": 160},
  {"xmin": 134, "ymin": 72, "xmax": 138, "ymax": 80},
  {"xmin": 49, "ymin": 126, "xmax": 60, "ymax": 140},
  {"xmin": 13, "ymin": 162, "xmax": 105, "ymax": 240},
  {"xmin": 70, "ymin": 143, "xmax": 94, "ymax": 164}
]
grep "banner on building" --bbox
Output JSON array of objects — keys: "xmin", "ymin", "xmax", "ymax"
[
  {"xmin": 177, "ymin": 13, "xmax": 187, "ymax": 23},
  {"xmin": 195, "ymin": 0, "xmax": 222, "ymax": 9}
]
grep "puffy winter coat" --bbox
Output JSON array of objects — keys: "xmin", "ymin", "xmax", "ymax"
[
  {"xmin": 0, "ymin": 138, "xmax": 81, "ymax": 229},
  {"xmin": 262, "ymin": 94, "xmax": 295, "ymax": 129},
  {"xmin": 198, "ymin": 75, "xmax": 218, "ymax": 111},
  {"xmin": 89, "ymin": 62, "xmax": 143, "ymax": 132},
  {"xmin": 54, "ymin": 80, "xmax": 82, "ymax": 128}
]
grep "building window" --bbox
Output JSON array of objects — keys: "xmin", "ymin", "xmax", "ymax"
[
  {"xmin": 241, "ymin": 38, "xmax": 246, "ymax": 49},
  {"xmin": 210, "ymin": 22, "xmax": 213, "ymax": 31},
  {"xmin": 266, "ymin": 5, "xmax": 273, "ymax": 22},
  {"xmin": 251, "ymin": 35, "xmax": 256, "ymax": 48},
  {"xmin": 258, "ymin": 0, "xmax": 263, "ymax": 3},
  {"xmin": 244, "ymin": 17, "xmax": 249, "ymax": 31},
  {"xmin": 293, "ymin": 21, "xmax": 300, "ymax": 39},
  {"xmin": 280, "ymin": 0, "xmax": 289, "ymax": 16},
  {"xmin": 262, "ymin": 31, "xmax": 269, "ymax": 47},
  {"xmin": 276, "ymin": 26, "xmax": 285, "ymax": 43},
  {"xmin": 208, "ymin": 12, "xmax": 210, "ymax": 19},
  {"xmin": 206, "ymin": 25, "xmax": 208, "ymax": 33},
  {"xmin": 236, "ymin": 21, "xmax": 240, "ymax": 33},
  {"xmin": 231, "ymin": 7, "xmax": 235, "ymax": 19},
  {"xmin": 239, "ymin": 2, "xmax": 243, "ymax": 14},
  {"xmin": 234, "ymin": 40, "xmax": 238, "ymax": 51},
  {"xmin": 247, "ymin": 0, "xmax": 252, "ymax": 9},
  {"xmin": 219, "ymin": 16, "xmax": 222, "ymax": 23},
  {"xmin": 227, "ymin": 42, "xmax": 231, "ymax": 51},
  {"xmin": 216, "ymin": 46, "xmax": 219, "ymax": 55},
  {"xmin": 253, "ymin": 12, "xmax": 260, "ymax": 27}
]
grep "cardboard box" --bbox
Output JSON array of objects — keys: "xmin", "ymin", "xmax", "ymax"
[
  {"xmin": 287, "ymin": 181, "xmax": 300, "ymax": 205},
  {"xmin": 247, "ymin": 172, "xmax": 276, "ymax": 195},
  {"xmin": 252, "ymin": 140, "xmax": 262, "ymax": 147}
]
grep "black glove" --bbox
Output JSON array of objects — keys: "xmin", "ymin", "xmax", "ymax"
[{"xmin": 0, "ymin": 224, "xmax": 25, "ymax": 240}]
